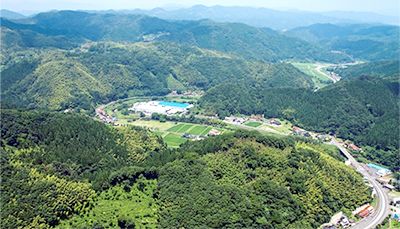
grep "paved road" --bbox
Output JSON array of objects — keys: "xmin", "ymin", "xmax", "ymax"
[
  {"xmin": 329, "ymin": 137, "xmax": 390, "ymax": 229},
  {"xmin": 316, "ymin": 65, "xmax": 337, "ymax": 83}
]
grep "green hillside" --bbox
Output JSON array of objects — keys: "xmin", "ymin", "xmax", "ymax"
[
  {"xmin": 286, "ymin": 23, "xmax": 400, "ymax": 61},
  {"xmin": 335, "ymin": 60, "xmax": 400, "ymax": 79},
  {"xmin": 1, "ymin": 41, "xmax": 313, "ymax": 111},
  {"xmin": 1, "ymin": 108, "xmax": 372, "ymax": 228},
  {"xmin": 199, "ymin": 76, "xmax": 400, "ymax": 170},
  {"xmin": 0, "ymin": 107, "xmax": 164, "ymax": 227},
  {"xmin": 2, "ymin": 11, "xmax": 351, "ymax": 63}
]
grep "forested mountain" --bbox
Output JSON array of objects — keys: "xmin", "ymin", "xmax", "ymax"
[
  {"xmin": 199, "ymin": 76, "xmax": 400, "ymax": 170},
  {"xmin": 335, "ymin": 60, "xmax": 400, "ymax": 79},
  {"xmin": 285, "ymin": 23, "xmax": 400, "ymax": 61},
  {"xmin": 90, "ymin": 5, "xmax": 399, "ymax": 30},
  {"xmin": 1, "ymin": 107, "xmax": 371, "ymax": 228},
  {"xmin": 0, "ymin": 107, "xmax": 164, "ymax": 227},
  {"xmin": 1, "ymin": 41, "xmax": 313, "ymax": 111},
  {"xmin": 0, "ymin": 9, "xmax": 26, "ymax": 19},
  {"xmin": 1, "ymin": 10, "xmax": 351, "ymax": 63}
]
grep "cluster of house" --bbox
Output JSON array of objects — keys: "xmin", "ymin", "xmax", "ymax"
[
  {"xmin": 225, "ymin": 117, "xmax": 249, "ymax": 125},
  {"xmin": 71, "ymin": 43, "xmax": 91, "ymax": 53},
  {"xmin": 356, "ymin": 205, "xmax": 375, "ymax": 218},
  {"xmin": 268, "ymin": 118, "xmax": 282, "ymax": 126},
  {"xmin": 169, "ymin": 90, "xmax": 204, "ymax": 96},
  {"xmin": 324, "ymin": 204, "xmax": 377, "ymax": 229},
  {"xmin": 325, "ymin": 212, "xmax": 354, "ymax": 229},
  {"xmin": 142, "ymin": 31, "xmax": 170, "ymax": 42},
  {"xmin": 292, "ymin": 126, "xmax": 329, "ymax": 140},
  {"xmin": 95, "ymin": 108, "xmax": 117, "ymax": 124},
  {"xmin": 344, "ymin": 142, "xmax": 361, "ymax": 151}
]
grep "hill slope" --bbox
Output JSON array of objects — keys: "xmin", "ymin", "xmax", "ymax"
[
  {"xmin": 199, "ymin": 76, "xmax": 400, "ymax": 170},
  {"xmin": 2, "ymin": 11, "xmax": 351, "ymax": 63},
  {"xmin": 1, "ymin": 42, "xmax": 313, "ymax": 111},
  {"xmin": 334, "ymin": 60, "xmax": 400, "ymax": 79},
  {"xmin": 286, "ymin": 23, "xmax": 400, "ymax": 61},
  {"xmin": 1, "ymin": 108, "xmax": 372, "ymax": 228},
  {"xmin": 104, "ymin": 5, "xmax": 399, "ymax": 30}
]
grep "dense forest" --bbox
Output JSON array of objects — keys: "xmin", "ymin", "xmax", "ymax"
[
  {"xmin": 199, "ymin": 76, "xmax": 400, "ymax": 171},
  {"xmin": 1, "ymin": 107, "xmax": 371, "ymax": 228},
  {"xmin": 1, "ymin": 41, "xmax": 313, "ymax": 112}
]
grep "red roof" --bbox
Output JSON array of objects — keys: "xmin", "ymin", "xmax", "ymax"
[
  {"xmin": 358, "ymin": 209, "xmax": 370, "ymax": 218},
  {"xmin": 292, "ymin": 126, "xmax": 300, "ymax": 130}
]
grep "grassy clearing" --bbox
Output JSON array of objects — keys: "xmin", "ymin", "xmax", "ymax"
[
  {"xmin": 187, "ymin": 125, "xmax": 209, "ymax": 135},
  {"xmin": 163, "ymin": 133, "xmax": 189, "ymax": 147},
  {"xmin": 58, "ymin": 181, "xmax": 158, "ymax": 229},
  {"xmin": 166, "ymin": 123, "xmax": 185, "ymax": 132},
  {"xmin": 176, "ymin": 124, "xmax": 194, "ymax": 133},
  {"xmin": 200, "ymin": 127, "xmax": 212, "ymax": 136},
  {"xmin": 129, "ymin": 120, "xmax": 175, "ymax": 131},
  {"xmin": 152, "ymin": 131, "xmax": 165, "ymax": 137},
  {"xmin": 245, "ymin": 122, "xmax": 262, "ymax": 127}
]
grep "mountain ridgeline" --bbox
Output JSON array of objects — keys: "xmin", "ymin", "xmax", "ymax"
[
  {"xmin": 1, "ymin": 42, "xmax": 313, "ymax": 111},
  {"xmin": 1, "ymin": 10, "xmax": 351, "ymax": 63}
]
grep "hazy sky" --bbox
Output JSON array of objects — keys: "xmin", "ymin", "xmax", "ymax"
[{"xmin": 2, "ymin": 0, "xmax": 399, "ymax": 16}]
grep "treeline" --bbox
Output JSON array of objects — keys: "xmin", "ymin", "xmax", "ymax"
[
  {"xmin": 150, "ymin": 112, "xmax": 226, "ymax": 127},
  {"xmin": 1, "ymin": 42, "xmax": 313, "ymax": 112},
  {"xmin": 199, "ymin": 76, "xmax": 400, "ymax": 170}
]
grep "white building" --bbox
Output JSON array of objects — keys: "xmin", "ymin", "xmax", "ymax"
[{"xmin": 129, "ymin": 101, "xmax": 193, "ymax": 115}]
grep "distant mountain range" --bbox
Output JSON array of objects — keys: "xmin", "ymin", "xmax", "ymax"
[
  {"xmin": 90, "ymin": 5, "xmax": 399, "ymax": 30},
  {"xmin": 2, "ymin": 6, "xmax": 399, "ymax": 30},
  {"xmin": 285, "ymin": 23, "xmax": 400, "ymax": 61},
  {"xmin": 0, "ymin": 9, "xmax": 25, "ymax": 19},
  {"xmin": 1, "ymin": 11, "xmax": 351, "ymax": 63}
]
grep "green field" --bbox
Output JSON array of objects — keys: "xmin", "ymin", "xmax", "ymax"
[
  {"xmin": 163, "ymin": 133, "xmax": 189, "ymax": 147},
  {"xmin": 152, "ymin": 131, "xmax": 165, "ymax": 137},
  {"xmin": 187, "ymin": 125, "xmax": 208, "ymax": 135},
  {"xmin": 199, "ymin": 127, "xmax": 212, "ymax": 136},
  {"xmin": 166, "ymin": 123, "xmax": 185, "ymax": 132},
  {"xmin": 245, "ymin": 122, "xmax": 262, "ymax": 127},
  {"xmin": 175, "ymin": 124, "xmax": 193, "ymax": 133},
  {"xmin": 130, "ymin": 120, "xmax": 175, "ymax": 131}
]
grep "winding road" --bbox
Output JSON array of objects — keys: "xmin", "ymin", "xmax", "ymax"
[{"xmin": 329, "ymin": 137, "xmax": 390, "ymax": 229}]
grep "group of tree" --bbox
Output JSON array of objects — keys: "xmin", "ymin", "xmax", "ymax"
[
  {"xmin": 1, "ymin": 41, "xmax": 314, "ymax": 112},
  {"xmin": 1, "ymin": 106, "xmax": 372, "ymax": 228},
  {"xmin": 198, "ymin": 75, "xmax": 400, "ymax": 171}
]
